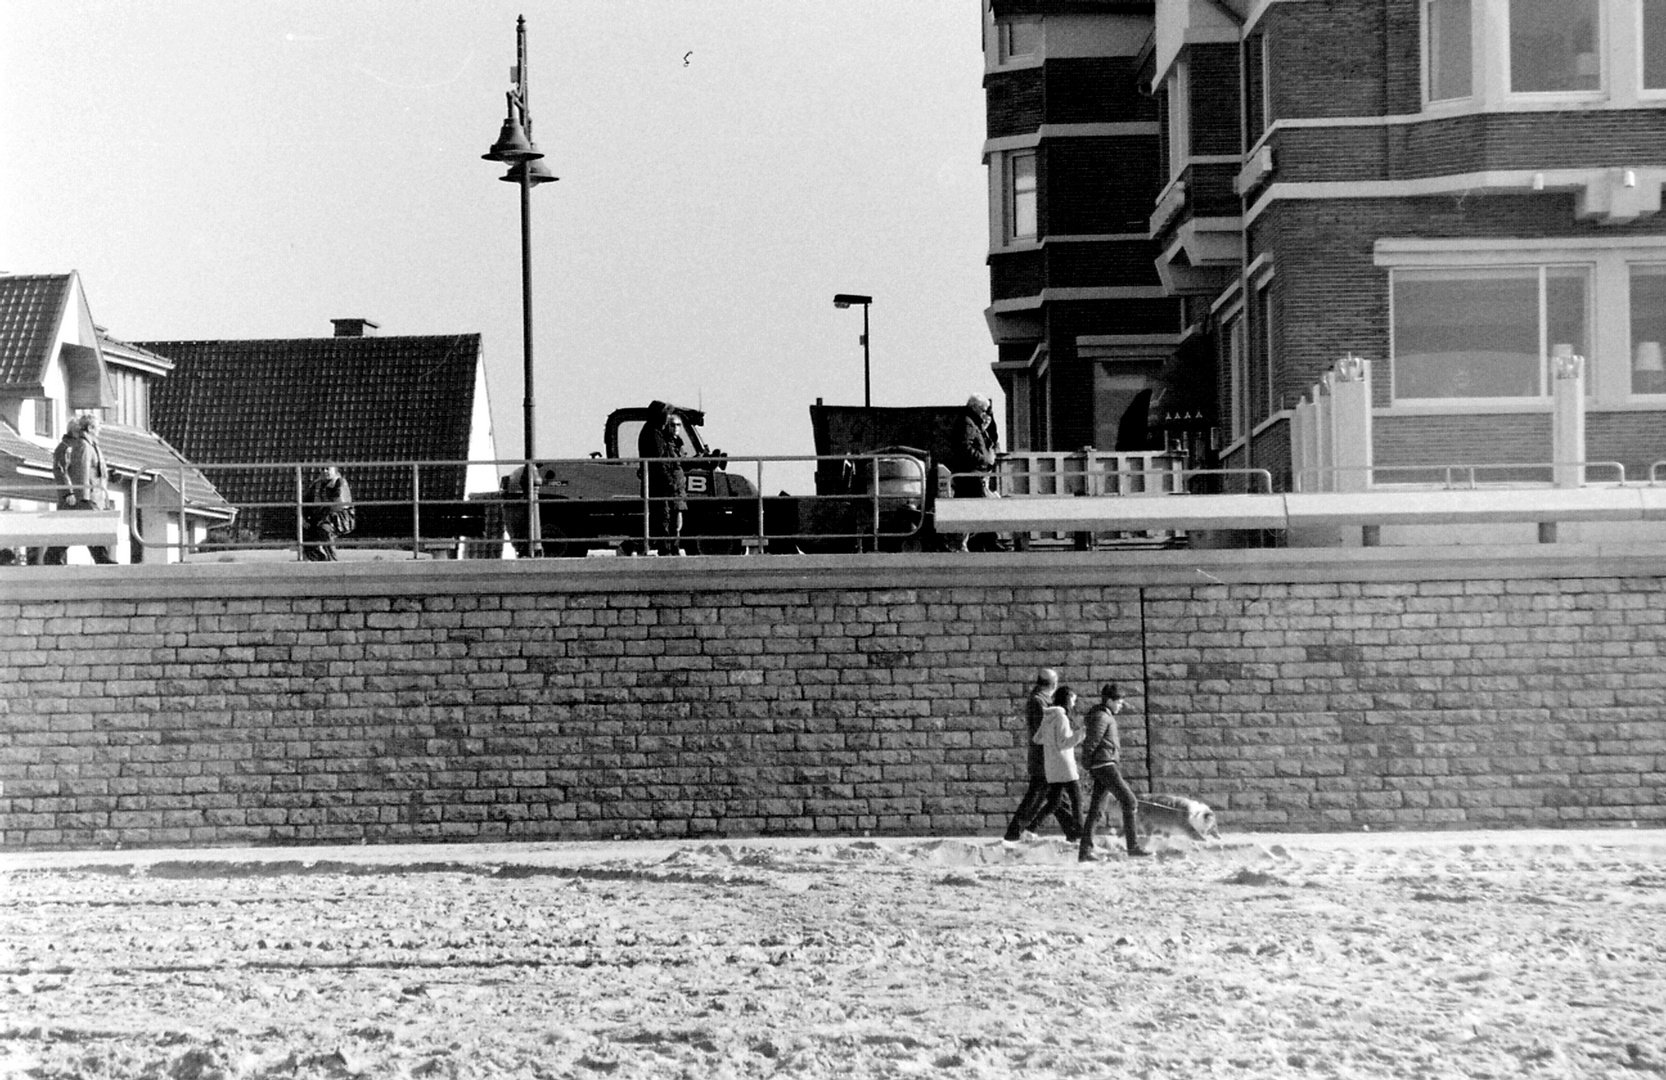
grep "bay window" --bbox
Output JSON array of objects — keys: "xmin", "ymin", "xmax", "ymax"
[
  {"xmin": 1632, "ymin": 266, "xmax": 1666, "ymax": 394},
  {"xmin": 1007, "ymin": 151, "xmax": 1037, "ymax": 242},
  {"xmin": 1425, "ymin": 0, "xmax": 1474, "ymax": 101},
  {"xmin": 1646, "ymin": 0, "xmax": 1666, "ymax": 89},
  {"xmin": 1391, "ymin": 265, "xmax": 1590, "ymax": 400},
  {"xmin": 1508, "ymin": 0, "xmax": 1601, "ymax": 93}
]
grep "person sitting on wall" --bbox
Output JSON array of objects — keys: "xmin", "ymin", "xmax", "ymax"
[
  {"xmin": 302, "ymin": 466, "xmax": 355, "ymax": 562},
  {"xmin": 44, "ymin": 414, "xmax": 117, "ymax": 565}
]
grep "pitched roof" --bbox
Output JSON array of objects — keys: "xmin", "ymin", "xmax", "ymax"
[
  {"xmin": 0, "ymin": 274, "xmax": 72, "ymax": 391},
  {"xmin": 0, "ymin": 420, "xmax": 230, "ymax": 514},
  {"xmin": 142, "ymin": 333, "xmax": 481, "ymax": 468}
]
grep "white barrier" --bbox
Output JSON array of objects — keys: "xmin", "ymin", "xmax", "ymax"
[{"xmin": 0, "ymin": 510, "xmax": 123, "ymax": 548}]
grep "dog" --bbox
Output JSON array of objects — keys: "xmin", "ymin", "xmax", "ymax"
[{"xmin": 1135, "ymin": 794, "xmax": 1220, "ymax": 841}]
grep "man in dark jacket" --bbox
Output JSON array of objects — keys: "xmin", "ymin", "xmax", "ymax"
[
  {"xmin": 44, "ymin": 414, "xmax": 116, "ymax": 565},
  {"xmin": 637, "ymin": 401, "xmax": 686, "ymax": 556},
  {"xmin": 1078, "ymin": 683, "xmax": 1150, "ymax": 861},
  {"xmin": 1003, "ymin": 667, "xmax": 1082, "ymax": 842},
  {"xmin": 302, "ymin": 466, "xmax": 355, "ymax": 562}
]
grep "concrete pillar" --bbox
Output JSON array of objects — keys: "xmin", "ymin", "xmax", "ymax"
[
  {"xmin": 1329, "ymin": 356, "xmax": 1373, "ymax": 493},
  {"xmin": 1551, "ymin": 346, "xmax": 1585, "ymax": 490},
  {"xmin": 1315, "ymin": 374, "xmax": 1335, "ymax": 492}
]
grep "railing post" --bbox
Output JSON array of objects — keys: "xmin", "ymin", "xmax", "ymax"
[{"xmin": 411, "ymin": 463, "xmax": 422, "ymax": 558}]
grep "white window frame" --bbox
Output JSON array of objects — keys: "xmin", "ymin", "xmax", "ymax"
[
  {"xmin": 1388, "ymin": 264, "xmax": 1593, "ymax": 404},
  {"xmin": 1006, "ymin": 150, "xmax": 1037, "ymax": 242},
  {"xmin": 33, "ymin": 397, "xmax": 55, "ymax": 438},
  {"xmin": 1503, "ymin": 0, "xmax": 1606, "ymax": 99},
  {"xmin": 1641, "ymin": 0, "xmax": 1666, "ymax": 95},
  {"xmin": 1378, "ymin": 239, "xmax": 1666, "ymax": 410},
  {"xmin": 1167, "ymin": 62, "xmax": 1191, "ymax": 182},
  {"xmin": 1423, "ymin": 0, "xmax": 1476, "ymax": 104},
  {"xmin": 997, "ymin": 18, "xmax": 1041, "ymax": 65},
  {"xmin": 1629, "ymin": 263, "xmax": 1666, "ymax": 396}
]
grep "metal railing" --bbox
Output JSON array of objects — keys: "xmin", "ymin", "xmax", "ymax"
[
  {"xmin": 145, "ymin": 453, "xmax": 942, "ymax": 561},
  {"xmin": 1293, "ymin": 461, "xmax": 1628, "ymax": 491}
]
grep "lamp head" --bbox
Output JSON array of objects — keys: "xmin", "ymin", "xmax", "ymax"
[
  {"xmin": 483, "ymin": 94, "xmax": 543, "ymax": 163},
  {"xmin": 500, "ymin": 156, "xmax": 559, "ymax": 185},
  {"xmin": 833, "ymin": 293, "xmax": 872, "ymax": 309}
]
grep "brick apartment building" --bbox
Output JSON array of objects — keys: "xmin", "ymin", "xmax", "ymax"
[{"xmin": 984, "ymin": 0, "xmax": 1666, "ymax": 492}]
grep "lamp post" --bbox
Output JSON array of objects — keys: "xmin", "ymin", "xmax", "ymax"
[
  {"xmin": 483, "ymin": 15, "xmax": 556, "ymax": 553},
  {"xmin": 833, "ymin": 293, "xmax": 873, "ymax": 407}
]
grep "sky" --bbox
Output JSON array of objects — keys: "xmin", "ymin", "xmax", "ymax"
[{"xmin": 0, "ymin": 1, "xmax": 993, "ymax": 491}]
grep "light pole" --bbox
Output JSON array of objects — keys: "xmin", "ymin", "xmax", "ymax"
[
  {"xmin": 833, "ymin": 293, "xmax": 873, "ymax": 407},
  {"xmin": 483, "ymin": 15, "xmax": 556, "ymax": 552}
]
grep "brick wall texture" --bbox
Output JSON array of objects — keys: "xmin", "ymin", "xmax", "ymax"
[{"xmin": 3, "ymin": 555, "xmax": 1663, "ymax": 850}]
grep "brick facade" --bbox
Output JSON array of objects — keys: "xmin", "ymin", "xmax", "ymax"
[{"xmin": 3, "ymin": 555, "xmax": 1663, "ymax": 850}]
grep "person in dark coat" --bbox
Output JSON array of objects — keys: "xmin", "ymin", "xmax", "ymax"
[
  {"xmin": 302, "ymin": 466, "xmax": 355, "ymax": 562},
  {"xmin": 44, "ymin": 414, "xmax": 116, "ymax": 565},
  {"xmin": 1078, "ymin": 683, "xmax": 1151, "ymax": 861},
  {"xmin": 1003, "ymin": 667, "xmax": 1083, "ymax": 843},
  {"xmin": 637, "ymin": 401, "xmax": 687, "ymax": 556}
]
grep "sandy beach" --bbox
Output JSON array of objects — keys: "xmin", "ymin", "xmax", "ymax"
[{"xmin": 3, "ymin": 829, "xmax": 1664, "ymax": 1079}]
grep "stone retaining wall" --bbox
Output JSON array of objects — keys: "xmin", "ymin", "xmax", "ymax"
[{"xmin": 2, "ymin": 547, "xmax": 1663, "ymax": 849}]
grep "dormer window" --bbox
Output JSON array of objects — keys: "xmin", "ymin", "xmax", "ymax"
[{"xmin": 1508, "ymin": 0, "xmax": 1600, "ymax": 93}]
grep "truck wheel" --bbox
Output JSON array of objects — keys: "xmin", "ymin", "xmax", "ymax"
[
  {"xmin": 691, "ymin": 535, "xmax": 742, "ymax": 556},
  {"xmin": 537, "ymin": 520, "xmax": 577, "ymax": 559}
]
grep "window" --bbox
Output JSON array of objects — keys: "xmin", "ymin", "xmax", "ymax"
[
  {"xmin": 1245, "ymin": 34, "xmax": 1268, "ymax": 143},
  {"xmin": 1225, "ymin": 315, "xmax": 1246, "ymax": 439},
  {"xmin": 34, "ymin": 397, "xmax": 55, "ymax": 438},
  {"xmin": 1425, "ymin": 0, "xmax": 1473, "ymax": 100},
  {"xmin": 111, "ymin": 369, "xmax": 149, "ymax": 429},
  {"xmin": 997, "ymin": 18, "xmax": 1040, "ymax": 63},
  {"xmin": 1167, "ymin": 64, "xmax": 1190, "ymax": 180},
  {"xmin": 1631, "ymin": 266, "xmax": 1666, "ymax": 394},
  {"xmin": 1391, "ymin": 266, "xmax": 1590, "ymax": 400},
  {"xmin": 1646, "ymin": 0, "xmax": 1666, "ymax": 89},
  {"xmin": 1259, "ymin": 285, "xmax": 1277, "ymax": 418},
  {"xmin": 1509, "ymin": 0, "xmax": 1600, "ymax": 93},
  {"xmin": 1007, "ymin": 151, "xmax": 1037, "ymax": 241}
]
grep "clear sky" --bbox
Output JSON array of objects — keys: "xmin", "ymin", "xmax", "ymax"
[{"xmin": 0, "ymin": 1, "xmax": 993, "ymax": 489}]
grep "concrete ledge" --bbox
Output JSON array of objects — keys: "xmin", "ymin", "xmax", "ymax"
[
  {"xmin": 0, "ymin": 509, "xmax": 121, "ymax": 547},
  {"xmin": 938, "ymin": 488, "xmax": 1660, "ymax": 533},
  {"xmin": 937, "ymin": 494, "xmax": 1288, "ymax": 531},
  {"xmin": 3, "ymin": 541, "xmax": 1666, "ymax": 602}
]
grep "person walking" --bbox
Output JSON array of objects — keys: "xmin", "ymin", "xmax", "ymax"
[
  {"xmin": 1003, "ymin": 668, "xmax": 1082, "ymax": 843},
  {"xmin": 1028, "ymin": 685, "xmax": 1086, "ymax": 842},
  {"xmin": 44, "ymin": 415, "xmax": 116, "ymax": 565},
  {"xmin": 1078, "ymin": 683, "xmax": 1151, "ymax": 862},
  {"xmin": 302, "ymin": 466, "xmax": 355, "ymax": 562}
]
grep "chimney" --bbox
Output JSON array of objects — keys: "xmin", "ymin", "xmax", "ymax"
[{"xmin": 330, "ymin": 318, "xmax": 380, "ymax": 337}]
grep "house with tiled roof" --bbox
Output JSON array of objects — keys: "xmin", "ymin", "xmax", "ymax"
[
  {"xmin": 142, "ymin": 320, "xmax": 498, "ymax": 553},
  {"xmin": 0, "ymin": 271, "xmax": 232, "ymax": 563}
]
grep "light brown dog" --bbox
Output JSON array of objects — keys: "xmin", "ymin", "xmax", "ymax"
[{"xmin": 1136, "ymin": 794, "xmax": 1220, "ymax": 841}]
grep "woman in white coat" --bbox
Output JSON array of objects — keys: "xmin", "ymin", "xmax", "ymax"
[{"xmin": 1029, "ymin": 685, "xmax": 1085, "ymax": 839}]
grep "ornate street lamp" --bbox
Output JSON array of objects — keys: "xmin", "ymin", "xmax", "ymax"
[{"xmin": 483, "ymin": 16, "xmax": 557, "ymax": 553}]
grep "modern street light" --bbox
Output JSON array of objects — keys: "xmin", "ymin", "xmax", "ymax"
[
  {"xmin": 483, "ymin": 16, "xmax": 556, "ymax": 555},
  {"xmin": 833, "ymin": 293, "xmax": 873, "ymax": 407}
]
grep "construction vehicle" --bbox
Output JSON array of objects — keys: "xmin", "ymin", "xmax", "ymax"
[
  {"xmin": 499, "ymin": 401, "xmax": 975, "ymax": 556},
  {"xmin": 500, "ymin": 405, "xmax": 759, "ymax": 556}
]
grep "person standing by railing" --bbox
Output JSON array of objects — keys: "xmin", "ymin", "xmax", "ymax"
[
  {"xmin": 636, "ymin": 401, "xmax": 686, "ymax": 556},
  {"xmin": 44, "ymin": 415, "xmax": 116, "ymax": 565}
]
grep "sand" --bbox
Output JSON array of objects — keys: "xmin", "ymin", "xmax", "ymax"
[{"xmin": 3, "ymin": 829, "xmax": 1664, "ymax": 1079}]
